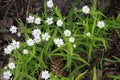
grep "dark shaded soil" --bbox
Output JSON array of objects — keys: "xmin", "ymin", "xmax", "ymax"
[{"xmin": 0, "ymin": 0, "xmax": 120, "ymax": 80}]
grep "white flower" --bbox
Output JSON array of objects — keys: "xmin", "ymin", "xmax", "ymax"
[
  {"xmin": 56, "ymin": 20, "xmax": 63, "ymax": 27},
  {"xmin": 69, "ymin": 37, "xmax": 75, "ymax": 43},
  {"xmin": 64, "ymin": 29, "xmax": 71, "ymax": 37},
  {"xmin": 41, "ymin": 70, "xmax": 50, "ymax": 80},
  {"xmin": 73, "ymin": 44, "xmax": 76, "ymax": 48},
  {"xmin": 26, "ymin": 38, "xmax": 34, "ymax": 46},
  {"xmin": 10, "ymin": 25, "xmax": 17, "ymax": 34},
  {"xmin": 23, "ymin": 49, "xmax": 28, "ymax": 54},
  {"xmin": 34, "ymin": 36, "xmax": 41, "ymax": 43},
  {"xmin": 8, "ymin": 62, "xmax": 15, "ymax": 70},
  {"xmin": 54, "ymin": 38, "xmax": 64, "ymax": 47},
  {"xmin": 4, "ymin": 45, "xmax": 13, "ymax": 55},
  {"xmin": 74, "ymin": 7, "xmax": 78, "ymax": 11},
  {"xmin": 17, "ymin": 32, "xmax": 21, "ymax": 37},
  {"xmin": 32, "ymin": 28, "xmax": 41, "ymax": 37},
  {"xmin": 97, "ymin": 21, "xmax": 105, "ymax": 28},
  {"xmin": 4, "ymin": 66, "xmax": 8, "ymax": 69},
  {"xmin": 41, "ymin": 32, "xmax": 50, "ymax": 41},
  {"xmin": 82, "ymin": 5, "xmax": 90, "ymax": 14},
  {"xmin": 10, "ymin": 40, "xmax": 20, "ymax": 50},
  {"xmin": 86, "ymin": 32, "xmax": 91, "ymax": 36},
  {"xmin": 9, "ymin": 57, "xmax": 14, "ymax": 62},
  {"xmin": 3, "ymin": 71, "xmax": 12, "ymax": 80},
  {"xmin": 45, "ymin": 17, "xmax": 53, "ymax": 25},
  {"xmin": 46, "ymin": 0, "xmax": 54, "ymax": 8},
  {"xmin": 26, "ymin": 15, "xmax": 34, "ymax": 23},
  {"xmin": 34, "ymin": 17, "xmax": 42, "ymax": 24}
]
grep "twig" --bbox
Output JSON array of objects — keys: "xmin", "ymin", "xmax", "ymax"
[
  {"xmin": 3, "ymin": 0, "xmax": 15, "ymax": 21},
  {"xmin": 26, "ymin": 0, "xmax": 31, "ymax": 16}
]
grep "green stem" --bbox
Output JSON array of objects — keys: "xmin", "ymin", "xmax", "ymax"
[
  {"xmin": 91, "ymin": 16, "xmax": 97, "ymax": 37},
  {"xmin": 44, "ymin": 0, "xmax": 47, "ymax": 18}
]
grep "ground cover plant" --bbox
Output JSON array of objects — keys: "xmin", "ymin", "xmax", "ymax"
[{"xmin": 0, "ymin": 0, "xmax": 120, "ymax": 80}]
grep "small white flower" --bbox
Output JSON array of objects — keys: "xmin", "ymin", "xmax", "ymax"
[
  {"xmin": 56, "ymin": 20, "xmax": 63, "ymax": 27},
  {"xmin": 45, "ymin": 17, "xmax": 53, "ymax": 25},
  {"xmin": 82, "ymin": 5, "xmax": 90, "ymax": 14},
  {"xmin": 41, "ymin": 32, "xmax": 50, "ymax": 41},
  {"xmin": 46, "ymin": 0, "xmax": 54, "ymax": 8},
  {"xmin": 8, "ymin": 62, "xmax": 15, "ymax": 70},
  {"xmin": 33, "ymin": 36, "xmax": 41, "ymax": 43},
  {"xmin": 23, "ymin": 49, "xmax": 28, "ymax": 54},
  {"xmin": 32, "ymin": 28, "xmax": 41, "ymax": 37},
  {"xmin": 10, "ymin": 25, "xmax": 17, "ymax": 34},
  {"xmin": 17, "ymin": 32, "xmax": 21, "ymax": 37},
  {"xmin": 9, "ymin": 57, "xmax": 14, "ymax": 62},
  {"xmin": 69, "ymin": 37, "xmax": 75, "ymax": 43},
  {"xmin": 86, "ymin": 32, "xmax": 91, "ymax": 36},
  {"xmin": 4, "ymin": 45, "xmax": 13, "ymax": 55},
  {"xmin": 64, "ymin": 29, "xmax": 71, "ymax": 37},
  {"xmin": 97, "ymin": 21, "xmax": 105, "ymax": 28},
  {"xmin": 3, "ymin": 71, "xmax": 12, "ymax": 80},
  {"xmin": 73, "ymin": 44, "xmax": 76, "ymax": 48},
  {"xmin": 10, "ymin": 40, "xmax": 20, "ymax": 50},
  {"xmin": 4, "ymin": 66, "xmax": 8, "ymax": 69},
  {"xmin": 26, "ymin": 38, "xmax": 34, "ymax": 46},
  {"xmin": 41, "ymin": 70, "xmax": 50, "ymax": 80},
  {"xmin": 74, "ymin": 7, "xmax": 78, "ymax": 12},
  {"xmin": 26, "ymin": 15, "xmax": 34, "ymax": 23},
  {"xmin": 34, "ymin": 17, "xmax": 42, "ymax": 24},
  {"xmin": 54, "ymin": 38, "xmax": 64, "ymax": 47}
]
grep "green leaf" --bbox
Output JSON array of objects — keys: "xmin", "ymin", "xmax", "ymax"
[
  {"xmin": 73, "ymin": 56, "xmax": 89, "ymax": 66},
  {"xmin": 19, "ymin": 72, "xmax": 36, "ymax": 80},
  {"xmin": 67, "ymin": 0, "xmax": 80, "ymax": 24},
  {"xmin": 75, "ymin": 70, "xmax": 88, "ymax": 80},
  {"xmin": 116, "ymin": 13, "xmax": 120, "ymax": 21},
  {"xmin": 112, "ymin": 56, "xmax": 120, "ymax": 62},
  {"xmin": 69, "ymin": 64, "xmax": 86, "ymax": 79},
  {"xmin": 93, "ymin": 66, "xmax": 97, "ymax": 80},
  {"xmin": 108, "ymin": 75, "xmax": 120, "ymax": 80},
  {"xmin": 104, "ymin": 58, "xmax": 117, "ymax": 63},
  {"xmin": 53, "ymin": 7, "xmax": 62, "ymax": 19}
]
